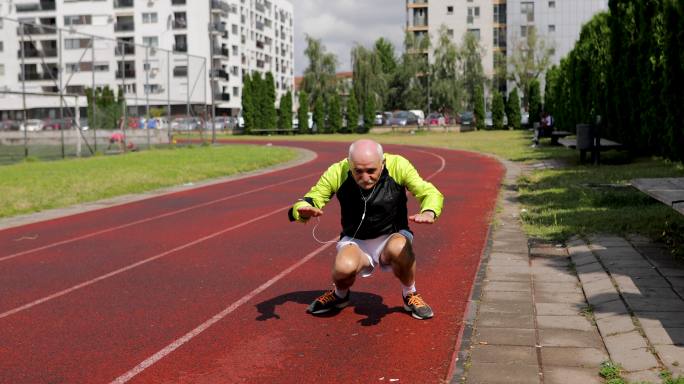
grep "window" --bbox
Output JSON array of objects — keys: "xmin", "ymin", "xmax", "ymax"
[
  {"xmin": 493, "ymin": 4, "xmax": 506, "ymax": 24},
  {"xmin": 142, "ymin": 36, "xmax": 158, "ymax": 47},
  {"xmin": 0, "ymin": 41, "xmax": 3, "ymax": 52},
  {"xmin": 142, "ymin": 12, "xmax": 158, "ymax": 24},
  {"xmin": 549, "ymin": 1, "xmax": 556, "ymax": 8},
  {"xmin": 0, "ymin": 64, "xmax": 5, "ymax": 76},
  {"xmin": 171, "ymin": 0, "xmax": 185, "ymax": 4},
  {"xmin": 521, "ymin": 2, "xmax": 534, "ymax": 23},
  {"xmin": 548, "ymin": 24, "xmax": 555, "ymax": 32},
  {"xmin": 233, "ymin": 86, "xmax": 239, "ymax": 96},
  {"xmin": 447, "ymin": 29, "xmax": 454, "ymax": 38},
  {"xmin": 447, "ymin": 6, "xmax": 453, "ymax": 15},
  {"xmin": 65, "ymin": 63, "xmax": 80, "ymax": 73},
  {"xmin": 64, "ymin": 15, "xmax": 92, "ymax": 25},
  {"xmin": 64, "ymin": 38, "xmax": 90, "ymax": 49},
  {"xmin": 468, "ymin": 28, "xmax": 480, "ymax": 41},
  {"xmin": 467, "ymin": 6, "xmax": 479, "ymax": 23},
  {"xmin": 94, "ymin": 62, "xmax": 109, "ymax": 72}
]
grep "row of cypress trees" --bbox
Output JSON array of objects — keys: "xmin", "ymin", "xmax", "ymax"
[{"xmin": 544, "ymin": 1, "xmax": 684, "ymax": 162}]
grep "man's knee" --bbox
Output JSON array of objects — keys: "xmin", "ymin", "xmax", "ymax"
[
  {"xmin": 383, "ymin": 234, "xmax": 413, "ymax": 264},
  {"xmin": 334, "ymin": 246, "xmax": 364, "ymax": 276}
]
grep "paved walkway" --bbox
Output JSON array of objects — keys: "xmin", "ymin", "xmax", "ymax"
[{"xmin": 457, "ymin": 159, "xmax": 684, "ymax": 383}]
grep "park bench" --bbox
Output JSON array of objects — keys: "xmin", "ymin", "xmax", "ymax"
[
  {"xmin": 631, "ymin": 178, "xmax": 684, "ymax": 216},
  {"xmin": 558, "ymin": 123, "xmax": 624, "ymax": 164}
]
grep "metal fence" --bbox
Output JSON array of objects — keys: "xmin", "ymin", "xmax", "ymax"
[{"xmin": 0, "ymin": 16, "xmax": 211, "ymax": 163}]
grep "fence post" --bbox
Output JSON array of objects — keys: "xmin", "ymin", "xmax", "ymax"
[
  {"xmin": 58, "ymin": 28, "xmax": 65, "ymax": 158},
  {"xmin": 19, "ymin": 21, "xmax": 28, "ymax": 159},
  {"xmin": 91, "ymin": 36, "xmax": 97, "ymax": 152}
]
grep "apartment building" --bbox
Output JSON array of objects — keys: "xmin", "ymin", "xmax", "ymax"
[
  {"xmin": 405, "ymin": 0, "xmax": 608, "ymax": 94},
  {"xmin": 0, "ymin": 0, "xmax": 294, "ymax": 119}
]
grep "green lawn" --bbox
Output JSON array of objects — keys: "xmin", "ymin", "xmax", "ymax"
[{"xmin": 0, "ymin": 144, "xmax": 297, "ymax": 218}]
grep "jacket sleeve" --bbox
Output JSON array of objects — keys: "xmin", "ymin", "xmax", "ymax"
[
  {"xmin": 391, "ymin": 155, "xmax": 444, "ymax": 218},
  {"xmin": 289, "ymin": 159, "xmax": 347, "ymax": 222}
]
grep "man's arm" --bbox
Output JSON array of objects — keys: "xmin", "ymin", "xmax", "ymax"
[
  {"xmin": 288, "ymin": 159, "xmax": 347, "ymax": 223},
  {"xmin": 388, "ymin": 154, "xmax": 444, "ymax": 221}
]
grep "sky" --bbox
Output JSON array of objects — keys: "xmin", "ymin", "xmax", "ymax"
[{"xmin": 292, "ymin": 0, "xmax": 405, "ymax": 76}]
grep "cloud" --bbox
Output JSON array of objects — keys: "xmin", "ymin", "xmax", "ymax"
[{"xmin": 293, "ymin": 0, "xmax": 405, "ymax": 75}]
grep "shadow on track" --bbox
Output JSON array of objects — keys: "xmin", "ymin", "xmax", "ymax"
[{"xmin": 255, "ymin": 290, "xmax": 407, "ymax": 326}]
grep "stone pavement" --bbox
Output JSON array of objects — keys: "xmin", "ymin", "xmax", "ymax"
[{"xmin": 455, "ymin": 159, "xmax": 684, "ymax": 384}]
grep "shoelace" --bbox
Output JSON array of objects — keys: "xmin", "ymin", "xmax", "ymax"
[
  {"xmin": 406, "ymin": 293, "xmax": 427, "ymax": 308},
  {"xmin": 316, "ymin": 290, "xmax": 336, "ymax": 304}
]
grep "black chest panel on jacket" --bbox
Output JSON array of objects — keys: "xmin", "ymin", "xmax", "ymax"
[{"xmin": 336, "ymin": 168, "xmax": 409, "ymax": 240}]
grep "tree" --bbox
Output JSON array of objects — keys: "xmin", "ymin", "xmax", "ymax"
[
  {"xmin": 373, "ymin": 37, "xmax": 398, "ymax": 110},
  {"xmin": 430, "ymin": 25, "xmax": 462, "ymax": 115},
  {"xmin": 491, "ymin": 90, "xmax": 506, "ymax": 130},
  {"xmin": 460, "ymin": 31, "xmax": 485, "ymax": 110},
  {"xmin": 473, "ymin": 84, "xmax": 485, "ymax": 130},
  {"xmin": 278, "ymin": 90, "xmax": 293, "ymax": 130},
  {"xmin": 263, "ymin": 72, "xmax": 277, "ymax": 130},
  {"xmin": 328, "ymin": 93, "xmax": 341, "ymax": 133},
  {"xmin": 313, "ymin": 96, "xmax": 325, "ymax": 133},
  {"xmin": 240, "ymin": 74, "xmax": 253, "ymax": 134},
  {"xmin": 389, "ymin": 31, "xmax": 431, "ymax": 110},
  {"xmin": 298, "ymin": 91, "xmax": 309, "ymax": 133},
  {"xmin": 528, "ymin": 79, "xmax": 542, "ymax": 125},
  {"xmin": 363, "ymin": 94, "xmax": 375, "ymax": 133},
  {"xmin": 506, "ymin": 89, "xmax": 522, "ymax": 130},
  {"xmin": 346, "ymin": 87, "xmax": 359, "ymax": 133},
  {"xmin": 352, "ymin": 44, "xmax": 385, "ymax": 124},
  {"xmin": 85, "ymin": 85, "xmax": 123, "ymax": 130},
  {"xmin": 508, "ymin": 26, "xmax": 554, "ymax": 108},
  {"xmin": 301, "ymin": 35, "xmax": 338, "ymax": 105}
]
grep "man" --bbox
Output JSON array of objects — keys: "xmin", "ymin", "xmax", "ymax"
[{"xmin": 288, "ymin": 139, "xmax": 443, "ymax": 320}]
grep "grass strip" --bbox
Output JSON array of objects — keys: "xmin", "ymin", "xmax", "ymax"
[{"xmin": 0, "ymin": 144, "xmax": 297, "ymax": 218}]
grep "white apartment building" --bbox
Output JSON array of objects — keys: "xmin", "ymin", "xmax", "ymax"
[
  {"xmin": 406, "ymin": 0, "xmax": 608, "ymax": 95},
  {"xmin": 0, "ymin": 0, "xmax": 294, "ymax": 120}
]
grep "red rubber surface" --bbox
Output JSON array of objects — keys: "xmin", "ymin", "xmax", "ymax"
[{"xmin": 0, "ymin": 141, "xmax": 504, "ymax": 383}]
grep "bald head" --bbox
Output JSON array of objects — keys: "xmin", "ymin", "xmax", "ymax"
[
  {"xmin": 348, "ymin": 139, "xmax": 384, "ymax": 190},
  {"xmin": 348, "ymin": 139, "xmax": 383, "ymax": 164}
]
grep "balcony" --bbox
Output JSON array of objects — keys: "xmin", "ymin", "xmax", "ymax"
[
  {"xmin": 114, "ymin": 22, "xmax": 135, "ymax": 32},
  {"xmin": 114, "ymin": 0, "xmax": 134, "ymax": 8},
  {"xmin": 115, "ymin": 70, "xmax": 136, "ymax": 79},
  {"xmin": 211, "ymin": 0, "xmax": 230, "ymax": 12},
  {"xmin": 173, "ymin": 67, "xmax": 188, "ymax": 77},
  {"xmin": 211, "ymin": 69, "xmax": 229, "ymax": 80},
  {"xmin": 18, "ymin": 72, "xmax": 55, "ymax": 81},
  {"xmin": 407, "ymin": 0, "xmax": 428, "ymax": 8},
  {"xmin": 210, "ymin": 22, "xmax": 226, "ymax": 33},
  {"xmin": 172, "ymin": 19, "xmax": 187, "ymax": 29},
  {"xmin": 173, "ymin": 43, "xmax": 187, "ymax": 53},
  {"xmin": 256, "ymin": 21, "xmax": 264, "ymax": 31},
  {"xmin": 16, "ymin": 1, "xmax": 56, "ymax": 12},
  {"xmin": 17, "ymin": 24, "xmax": 56, "ymax": 35},
  {"xmin": 115, "ymin": 45, "xmax": 136, "ymax": 55},
  {"xmin": 212, "ymin": 46, "xmax": 229, "ymax": 57},
  {"xmin": 19, "ymin": 48, "xmax": 58, "ymax": 58},
  {"xmin": 214, "ymin": 93, "xmax": 230, "ymax": 101}
]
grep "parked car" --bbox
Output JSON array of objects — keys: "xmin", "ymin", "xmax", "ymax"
[
  {"xmin": 389, "ymin": 110, "xmax": 419, "ymax": 126},
  {"xmin": 171, "ymin": 116, "xmax": 202, "ymax": 131},
  {"xmin": 409, "ymin": 110, "xmax": 425, "ymax": 126},
  {"xmin": 373, "ymin": 112, "xmax": 384, "ymax": 126},
  {"xmin": 382, "ymin": 112, "xmax": 393, "ymax": 125},
  {"xmin": 484, "ymin": 111, "xmax": 508, "ymax": 129},
  {"xmin": 426, "ymin": 112, "xmax": 445, "ymax": 126},
  {"xmin": 1, "ymin": 120, "xmax": 21, "ymax": 131},
  {"xmin": 206, "ymin": 116, "xmax": 233, "ymax": 131},
  {"xmin": 521, "ymin": 111, "xmax": 530, "ymax": 126},
  {"xmin": 19, "ymin": 119, "xmax": 45, "ymax": 131},
  {"xmin": 458, "ymin": 111, "xmax": 474, "ymax": 127},
  {"xmin": 43, "ymin": 118, "xmax": 73, "ymax": 130}
]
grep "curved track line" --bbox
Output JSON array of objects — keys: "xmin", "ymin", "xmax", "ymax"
[
  {"xmin": 108, "ymin": 146, "xmax": 449, "ymax": 381},
  {"xmin": 109, "ymin": 240, "xmax": 336, "ymax": 384},
  {"xmin": 0, "ymin": 206, "xmax": 291, "ymax": 320},
  {"xmin": 0, "ymin": 172, "xmax": 319, "ymax": 264}
]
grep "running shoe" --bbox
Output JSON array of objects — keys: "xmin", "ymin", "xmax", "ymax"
[
  {"xmin": 307, "ymin": 289, "xmax": 350, "ymax": 315},
  {"xmin": 403, "ymin": 292, "xmax": 434, "ymax": 320}
]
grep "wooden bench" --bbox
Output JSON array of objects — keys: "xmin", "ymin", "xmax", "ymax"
[
  {"xmin": 631, "ymin": 178, "xmax": 684, "ymax": 216},
  {"xmin": 558, "ymin": 137, "xmax": 624, "ymax": 164},
  {"xmin": 547, "ymin": 130, "xmax": 572, "ymax": 145}
]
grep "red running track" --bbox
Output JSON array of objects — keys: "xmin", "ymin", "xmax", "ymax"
[{"xmin": 0, "ymin": 141, "xmax": 504, "ymax": 384}]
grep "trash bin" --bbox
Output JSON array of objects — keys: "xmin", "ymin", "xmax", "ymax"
[{"xmin": 576, "ymin": 124, "xmax": 594, "ymax": 150}]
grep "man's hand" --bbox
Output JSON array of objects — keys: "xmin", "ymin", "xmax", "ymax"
[
  {"xmin": 297, "ymin": 206, "xmax": 323, "ymax": 222},
  {"xmin": 409, "ymin": 210, "xmax": 436, "ymax": 224}
]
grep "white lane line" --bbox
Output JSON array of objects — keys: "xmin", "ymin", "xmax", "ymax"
[
  {"xmin": 411, "ymin": 148, "xmax": 446, "ymax": 180},
  {"xmin": 110, "ymin": 240, "xmax": 335, "ymax": 384},
  {"xmin": 0, "ymin": 205, "xmax": 292, "ymax": 320},
  {"xmin": 0, "ymin": 172, "xmax": 319, "ymax": 263}
]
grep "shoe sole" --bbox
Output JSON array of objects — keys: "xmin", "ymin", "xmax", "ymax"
[
  {"xmin": 403, "ymin": 304, "xmax": 434, "ymax": 320},
  {"xmin": 308, "ymin": 300, "xmax": 350, "ymax": 315}
]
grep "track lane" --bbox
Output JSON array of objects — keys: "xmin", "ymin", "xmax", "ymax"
[{"xmin": 0, "ymin": 142, "xmax": 503, "ymax": 384}]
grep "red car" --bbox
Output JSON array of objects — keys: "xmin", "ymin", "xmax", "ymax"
[{"xmin": 426, "ymin": 113, "xmax": 446, "ymax": 126}]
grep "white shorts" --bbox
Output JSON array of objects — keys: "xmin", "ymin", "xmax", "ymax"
[{"xmin": 336, "ymin": 229, "xmax": 414, "ymax": 277}]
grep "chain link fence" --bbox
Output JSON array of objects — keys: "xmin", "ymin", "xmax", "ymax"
[{"xmin": 0, "ymin": 16, "xmax": 210, "ymax": 164}]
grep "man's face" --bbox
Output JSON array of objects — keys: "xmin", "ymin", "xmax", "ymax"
[{"xmin": 350, "ymin": 157, "xmax": 383, "ymax": 190}]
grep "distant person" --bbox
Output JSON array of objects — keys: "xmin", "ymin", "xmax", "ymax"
[
  {"xmin": 532, "ymin": 111, "xmax": 552, "ymax": 147},
  {"xmin": 289, "ymin": 139, "xmax": 444, "ymax": 320},
  {"xmin": 108, "ymin": 132, "xmax": 125, "ymax": 151},
  {"xmin": 146, "ymin": 118, "xmax": 158, "ymax": 130}
]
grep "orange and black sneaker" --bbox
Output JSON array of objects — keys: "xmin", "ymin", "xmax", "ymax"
[
  {"xmin": 403, "ymin": 292, "xmax": 434, "ymax": 320},
  {"xmin": 307, "ymin": 289, "xmax": 350, "ymax": 315}
]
